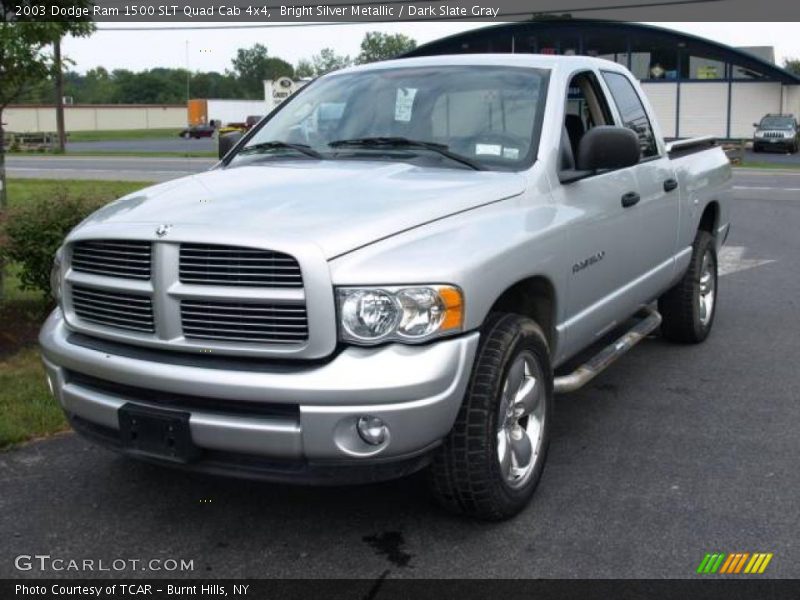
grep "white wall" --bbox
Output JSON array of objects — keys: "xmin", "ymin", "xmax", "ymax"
[
  {"xmin": 678, "ymin": 83, "xmax": 728, "ymax": 138},
  {"xmin": 730, "ymin": 82, "xmax": 782, "ymax": 138},
  {"xmin": 3, "ymin": 105, "xmax": 185, "ymax": 133},
  {"xmin": 782, "ymin": 85, "xmax": 800, "ymax": 120},
  {"xmin": 641, "ymin": 83, "xmax": 678, "ymax": 139},
  {"xmin": 640, "ymin": 81, "xmax": 797, "ymax": 139}
]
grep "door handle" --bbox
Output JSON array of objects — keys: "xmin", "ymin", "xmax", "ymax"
[
  {"xmin": 621, "ymin": 191, "xmax": 641, "ymax": 208},
  {"xmin": 663, "ymin": 178, "xmax": 679, "ymax": 192}
]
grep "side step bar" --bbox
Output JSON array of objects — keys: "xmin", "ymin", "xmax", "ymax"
[{"xmin": 554, "ymin": 308, "xmax": 662, "ymax": 394}]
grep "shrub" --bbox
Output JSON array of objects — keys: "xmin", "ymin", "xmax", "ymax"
[{"xmin": 1, "ymin": 190, "xmax": 107, "ymax": 297}]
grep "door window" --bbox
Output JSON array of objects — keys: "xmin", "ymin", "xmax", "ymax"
[{"xmin": 601, "ymin": 71, "xmax": 659, "ymax": 159}]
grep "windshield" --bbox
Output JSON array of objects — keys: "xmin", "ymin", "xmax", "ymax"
[
  {"xmin": 230, "ymin": 65, "xmax": 549, "ymax": 171},
  {"xmin": 759, "ymin": 116, "xmax": 795, "ymax": 130}
]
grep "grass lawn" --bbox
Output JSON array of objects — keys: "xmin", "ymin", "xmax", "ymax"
[
  {"xmin": 735, "ymin": 161, "xmax": 800, "ymax": 170},
  {"xmin": 0, "ymin": 347, "xmax": 66, "ymax": 449},
  {"xmin": 6, "ymin": 178, "xmax": 148, "ymax": 210},
  {"xmin": 1, "ymin": 178, "xmax": 154, "ymax": 449},
  {"xmin": 0, "ymin": 266, "xmax": 63, "ymax": 450},
  {"xmin": 66, "ymin": 128, "xmax": 182, "ymax": 142}
]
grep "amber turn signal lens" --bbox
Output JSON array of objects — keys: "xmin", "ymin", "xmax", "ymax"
[{"xmin": 438, "ymin": 286, "xmax": 464, "ymax": 331}]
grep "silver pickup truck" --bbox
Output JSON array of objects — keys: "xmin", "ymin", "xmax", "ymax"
[{"xmin": 41, "ymin": 54, "xmax": 730, "ymax": 520}]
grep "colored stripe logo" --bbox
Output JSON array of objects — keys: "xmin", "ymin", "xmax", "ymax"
[{"xmin": 697, "ymin": 552, "xmax": 773, "ymax": 574}]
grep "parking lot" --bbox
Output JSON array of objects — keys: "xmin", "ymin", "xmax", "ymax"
[{"xmin": 0, "ymin": 170, "xmax": 798, "ymax": 580}]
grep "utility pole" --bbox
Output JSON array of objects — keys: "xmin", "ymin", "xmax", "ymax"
[
  {"xmin": 54, "ymin": 36, "xmax": 66, "ymax": 153},
  {"xmin": 185, "ymin": 40, "xmax": 191, "ymax": 125}
]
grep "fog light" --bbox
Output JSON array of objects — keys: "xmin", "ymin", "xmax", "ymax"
[{"xmin": 356, "ymin": 416, "xmax": 388, "ymax": 446}]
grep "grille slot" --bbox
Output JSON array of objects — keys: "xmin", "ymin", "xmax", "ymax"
[
  {"xmin": 72, "ymin": 240, "xmax": 152, "ymax": 280},
  {"xmin": 179, "ymin": 244, "xmax": 302, "ymax": 287},
  {"xmin": 181, "ymin": 300, "xmax": 308, "ymax": 344},
  {"xmin": 71, "ymin": 285, "xmax": 154, "ymax": 333}
]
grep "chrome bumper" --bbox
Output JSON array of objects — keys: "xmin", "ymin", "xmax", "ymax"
[{"xmin": 40, "ymin": 310, "xmax": 478, "ymax": 471}]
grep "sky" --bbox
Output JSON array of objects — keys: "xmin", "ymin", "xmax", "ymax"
[{"xmin": 61, "ymin": 22, "xmax": 800, "ymax": 74}]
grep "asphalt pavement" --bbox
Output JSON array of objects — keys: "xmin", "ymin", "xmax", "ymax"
[
  {"xmin": 0, "ymin": 171, "xmax": 799, "ymax": 580},
  {"xmin": 66, "ymin": 138, "xmax": 216, "ymax": 154}
]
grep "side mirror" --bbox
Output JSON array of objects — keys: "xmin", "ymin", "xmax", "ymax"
[
  {"xmin": 576, "ymin": 126, "xmax": 640, "ymax": 171},
  {"xmin": 218, "ymin": 131, "xmax": 243, "ymax": 160},
  {"xmin": 753, "ymin": 123, "xmax": 759, "ymax": 128}
]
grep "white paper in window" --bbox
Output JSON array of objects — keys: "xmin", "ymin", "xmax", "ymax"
[{"xmin": 395, "ymin": 88, "xmax": 418, "ymax": 122}]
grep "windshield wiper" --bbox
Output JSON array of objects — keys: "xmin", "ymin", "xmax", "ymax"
[
  {"xmin": 239, "ymin": 140, "xmax": 323, "ymax": 159},
  {"xmin": 328, "ymin": 137, "xmax": 486, "ymax": 171}
]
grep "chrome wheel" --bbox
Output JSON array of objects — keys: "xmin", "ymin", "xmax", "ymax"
[
  {"xmin": 496, "ymin": 351, "xmax": 546, "ymax": 489},
  {"xmin": 698, "ymin": 250, "xmax": 716, "ymax": 327}
]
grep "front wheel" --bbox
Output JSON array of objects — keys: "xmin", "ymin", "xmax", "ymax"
[
  {"xmin": 428, "ymin": 313, "xmax": 553, "ymax": 520},
  {"xmin": 658, "ymin": 230, "xmax": 718, "ymax": 343}
]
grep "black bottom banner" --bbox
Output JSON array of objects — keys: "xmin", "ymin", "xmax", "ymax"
[{"xmin": 3, "ymin": 579, "xmax": 800, "ymax": 600}]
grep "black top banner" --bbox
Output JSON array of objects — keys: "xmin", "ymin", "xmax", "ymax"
[{"xmin": 4, "ymin": 0, "xmax": 800, "ymax": 22}]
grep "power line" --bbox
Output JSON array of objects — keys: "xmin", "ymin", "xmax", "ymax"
[{"xmin": 95, "ymin": 0, "xmax": 725, "ymax": 31}]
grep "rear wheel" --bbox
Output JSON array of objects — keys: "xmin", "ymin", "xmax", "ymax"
[
  {"xmin": 658, "ymin": 230, "xmax": 718, "ymax": 343},
  {"xmin": 428, "ymin": 313, "xmax": 552, "ymax": 520}
]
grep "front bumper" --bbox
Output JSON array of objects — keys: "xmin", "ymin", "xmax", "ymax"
[
  {"xmin": 40, "ymin": 310, "xmax": 479, "ymax": 483},
  {"xmin": 754, "ymin": 137, "xmax": 794, "ymax": 151}
]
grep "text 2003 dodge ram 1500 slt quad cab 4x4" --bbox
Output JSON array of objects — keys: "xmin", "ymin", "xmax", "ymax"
[{"xmin": 41, "ymin": 54, "xmax": 730, "ymax": 519}]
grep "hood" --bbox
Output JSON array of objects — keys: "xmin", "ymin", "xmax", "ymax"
[{"xmin": 78, "ymin": 160, "xmax": 525, "ymax": 258}]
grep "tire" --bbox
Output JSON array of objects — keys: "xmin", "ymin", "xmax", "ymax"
[
  {"xmin": 752, "ymin": 144, "xmax": 760, "ymax": 153},
  {"xmin": 658, "ymin": 230, "xmax": 718, "ymax": 344},
  {"xmin": 428, "ymin": 313, "xmax": 553, "ymax": 520}
]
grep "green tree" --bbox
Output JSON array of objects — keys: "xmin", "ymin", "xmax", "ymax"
[
  {"xmin": 190, "ymin": 71, "xmax": 242, "ymax": 99},
  {"xmin": 231, "ymin": 44, "xmax": 294, "ymax": 98},
  {"xmin": 356, "ymin": 31, "xmax": 417, "ymax": 64},
  {"xmin": 295, "ymin": 59, "xmax": 315, "ymax": 79},
  {"xmin": 784, "ymin": 58, "xmax": 800, "ymax": 76},
  {"xmin": 309, "ymin": 48, "xmax": 352, "ymax": 76},
  {"xmin": 78, "ymin": 67, "xmax": 116, "ymax": 103},
  {"xmin": 0, "ymin": 13, "xmax": 94, "ymax": 296}
]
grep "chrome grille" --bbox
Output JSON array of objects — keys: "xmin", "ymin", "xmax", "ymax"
[
  {"xmin": 179, "ymin": 244, "xmax": 302, "ymax": 287},
  {"xmin": 181, "ymin": 300, "xmax": 308, "ymax": 344},
  {"xmin": 71, "ymin": 240, "xmax": 151, "ymax": 280},
  {"xmin": 763, "ymin": 131, "xmax": 786, "ymax": 139},
  {"xmin": 71, "ymin": 285, "xmax": 154, "ymax": 333}
]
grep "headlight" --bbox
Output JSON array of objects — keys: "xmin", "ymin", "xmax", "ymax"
[
  {"xmin": 50, "ymin": 248, "xmax": 63, "ymax": 303},
  {"xmin": 337, "ymin": 285, "xmax": 463, "ymax": 344}
]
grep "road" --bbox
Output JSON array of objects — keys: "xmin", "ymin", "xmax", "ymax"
[
  {"xmin": 6, "ymin": 155, "xmax": 215, "ymax": 182},
  {"xmin": 66, "ymin": 138, "xmax": 216, "ymax": 154},
  {"xmin": 1, "ymin": 172, "xmax": 799, "ymax": 580}
]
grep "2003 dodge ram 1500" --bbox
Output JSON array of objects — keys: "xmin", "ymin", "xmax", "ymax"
[{"xmin": 41, "ymin": 54, "xmax": 730, "ymax": 519}]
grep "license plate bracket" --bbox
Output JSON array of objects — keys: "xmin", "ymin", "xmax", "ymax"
[{"xmin": 118, "ymin": 403, "xmax": 200, "ymax": 463}]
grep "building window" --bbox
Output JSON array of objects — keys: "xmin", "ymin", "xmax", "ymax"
[
  {"xmin": 629, "ymin": 35, "xmax": 679, "ymax": 80},
  {"xmin": 731, "ymin": 64, "xmax": 769, "ymax": 79},
  {"xmin": 583, "ymin": 32, "xmax": 629, "ymax": 68},
  {"xmin": 684, "ymin": 55, "xmax": 726, "ymax": 80},
  {"xmin": 601, "ymin": 71, "xmax": 659, "ymax": 158}
]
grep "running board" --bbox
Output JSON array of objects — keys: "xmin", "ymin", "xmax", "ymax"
[{"xmin": 554, "ymin": 308, "xmax": 662, "ymax": 394}]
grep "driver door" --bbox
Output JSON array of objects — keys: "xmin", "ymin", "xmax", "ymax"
[{"xmin": 551, "ymin": 70, "xmax": 644, "ymax": 359}]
